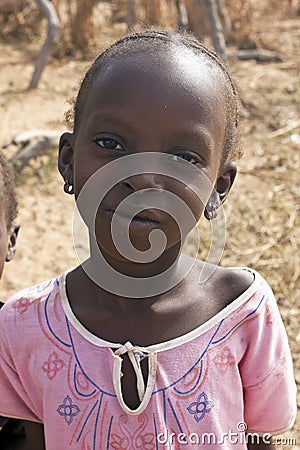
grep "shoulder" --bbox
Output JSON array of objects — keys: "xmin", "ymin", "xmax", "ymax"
[
  {"xmin": 211, "ymin": 266, "xmax": 257, "ymax": 310},
  {"xmin": 0, "ymin": 276, "xmax": 64, "ymax": 356},
  {"xmin": 210, "ymin": 267, "xmax": 280, "ymax": 330},
  {"xmin": 0, "ymin": 276, "xmax": 60, "ymax": 323},
  {"xmin": 213, "ymin": 266, "xmax": 255, "ymax": 300},
  {"xmin": 202, "ymin": 266, "xmax": 282, "ymax": 339},
  {"xmin": 0, "ymin": 275, "xmax": 71, "ymax": 361},
  {"xmin": 193, "ymin": 260, "xmax": 255, "ymax": 298},
  {"xmin": 190, "ymin": 259, "xmax": 268, "ymax": 310}
]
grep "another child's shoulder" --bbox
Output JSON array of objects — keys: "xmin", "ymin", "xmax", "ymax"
[{"xmin": 0, "ymin": 275, "xmax": 61, "ymax": 320}]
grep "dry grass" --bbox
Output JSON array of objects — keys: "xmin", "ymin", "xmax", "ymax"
[
  {"xmin": 225, "ymin": 0, "xmax": 300, "ymax": 49},
  {"xmin": 0, "ymin": 1, "xmax": 299, "ymax": 447},
  {"xmin": 208, "ymin": 16, "xmax": 300, "ymax": 447},
  {"xmin": 1, "ymin": 0, "xmax": 299, "ymax": 52},
  {"xmin": 196, "ymin": 13, "xmax": 300, "ymax": 447}
]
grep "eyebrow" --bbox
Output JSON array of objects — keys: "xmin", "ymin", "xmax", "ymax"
[
  {"xmin": 87, "ymin": 112, "xmax": 137, "ymax": 132},
  {"xmin": 87, "ymin": 112, "xmax": 214, "ymax": 157},
  {"xmin": 89, "ymin": 112, "xmax": 212, "ymax": 138}
]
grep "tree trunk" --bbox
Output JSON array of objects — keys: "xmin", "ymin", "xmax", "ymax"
[
  {"xmin": 143, "ymin": 0, "xmax": 161, "ymax": 25},
  {"xmin": 202, "ymin": 0, "xmax": 227, "ymax": 62},
  {"xmin": 183, "ymin": 0, "xmax": 210, "ymax": 39},
  {"xmin": 215, "ymin": 0, "xmax": 231, "ymax": 39},
  {"xmin": 29, "ymin": 0, "xmax": 61, "ymax": 89},
  {"xmin": 176, "ymin": 0, "xmax": 189, "ymax": 29},
  {"xmin": 127, "ymin": 0, "xmax": 137, "ymax": 31},
  {"xmin": 71, "ymin": 0, "xmax": 95, "ymax": 51}
]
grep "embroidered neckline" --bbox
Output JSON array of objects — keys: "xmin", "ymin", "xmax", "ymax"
[
  {"xmin": 59, "ymin": 267, "xmax": 264, "ymax": 354},
  {"xmin": 58, "ymin": 267, "xmax": 265, "ymax": 415}
]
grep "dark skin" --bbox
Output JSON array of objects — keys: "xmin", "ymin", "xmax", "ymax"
[
  {"xmin": 0, "ymin": 224, "xmax": 23, "ymax": 450},
  {"xmin": 24, "ymin": 48, "xmax": 274, "ymax": 449},
  {"xmin": 0, "ymin": 187, "xmax": 24, "ymax": 450}
]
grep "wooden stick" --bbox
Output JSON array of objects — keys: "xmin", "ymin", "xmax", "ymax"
[
  {"xmin": 202, "ymin": 0, "xmax": 227, "ymax": 63},
  {"xmin": 176, "ymin": 0, "xmax": 189, "ymax": 29},
  {"xmin": 29, "ymin": 0, "xmax": 61, "ymax": 89},
  {"xmin": 268, "ymin": 120, "xmax": 300, "ymax": 139},
  {"xmin": 127, "ymin": 0, "xmax": 137, "ymax": 31},
  {"xmin": 11, "ymin": 138, "xmax": 58, "ymax": 171},
  {"xmin": 215, "ymin": 0, "xmax": 231, "ymax": 39}
]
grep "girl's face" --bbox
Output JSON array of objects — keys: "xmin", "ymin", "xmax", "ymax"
[
  {"xmin": 0, "ymin": 188, "xmax": 18, "ymax": 279},
  {"xmin": 0, "ymin": 205, "xmax": 8, "ymax": 278},
  {"xmin": 59, "ymin": 47, "xmax": 235, "ymax": 263}
]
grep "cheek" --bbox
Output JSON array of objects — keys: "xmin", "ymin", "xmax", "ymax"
[
  {"xmin": 74, "ymin": 165, "xmax": 115, "ymax": 215},
  {"xmin": 74, "ymin": 162, "xmax": 98, "ymax": 193},
  {"xmin": 0, "ymin": 235, "xmax": 8, "ymax": 278},
  {"xmin": 73, "ymin": 144, "xmax": 104, "ymax": 188},
  {"xmin": 170, "ymin": 183, "xmax": 206, "ymax": 225},
  {"xmin": 183, "ymin": 188, "xmax": 205, "ymax": 218}
]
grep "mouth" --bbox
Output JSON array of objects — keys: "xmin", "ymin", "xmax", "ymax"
[{"xmin": 105, "ymin": 209, "xmax": 162, "ymax": 225}]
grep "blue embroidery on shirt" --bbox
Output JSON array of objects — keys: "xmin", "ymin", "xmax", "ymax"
[
  {"xmin": 57, "ymin": 395, "xmax": 80, "ymax": 425},
  {"xmin": 73, "ymin": 363, "xmax": 97, "ymax": 398},
  {"xmin": 173, "ymin": 359, "xmax": 204, "ymax": 395},
  {"xmin": 153, "ymin": 414, "xmax": 159, "ymax": 450},
  {"xmin": 107, "ymin": 415, "xmax": 114, "ymax": 450},
  {"xmin": 65, "ymin": 316, "xmax": 116, "ymax": 397},
  {"xmin": 93, "ymin": 398, "xmax": 103, "ymax": 450},
  {"xmin": 153, "ymin": 320, "xmax": 223, "ymax": 397},
  {"xmin": 168, "ymin": 397, "xmax": 185, "ymax": 434},
  {"xmin": 187, "ymin": 392, "xmax": 214, "ymax": 422},
  {"xmin": 76, "ymin": 399, "xmax": 99, "ymax": 442},
  {"xmin": 45, "ymin": 294, "xmax": 71, "ymax": 348},
  {"xmin": 212, "ymin": 295, "xmax": 265, "ymax": 345}
]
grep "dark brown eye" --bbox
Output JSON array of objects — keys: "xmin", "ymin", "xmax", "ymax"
[
  {"xmin": 95, "ymin": 138, "xmax": 123, "ymax": 150},
  {"xmin": 168, "ymin": 153, "xmax": 199, "ymax": 165}
]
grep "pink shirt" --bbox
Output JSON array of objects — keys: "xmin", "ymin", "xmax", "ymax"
[{"xmin": 0, "ymin": 268, "xmax": 296, "ymax": 449}]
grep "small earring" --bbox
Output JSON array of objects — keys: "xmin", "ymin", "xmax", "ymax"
[
  {"xmin": 204, "ymin": 191, "xmax": 221, "ymax": 221},
  {"xmin": 64, "ymin": 180, "xmax": 74, "ymax": 195},
  {"xmin": 204, "ymin": 204, "xmax": 218, "ymax": 220}
]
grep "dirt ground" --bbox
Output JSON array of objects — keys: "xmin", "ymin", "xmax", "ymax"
[{"xmin": 0, "ymin": 7, "xmax": 299, "ymax": 448}]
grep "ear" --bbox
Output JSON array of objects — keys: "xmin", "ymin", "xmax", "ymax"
[
  {"xmin": 215, "ymin": 162, "xmax": 237, "ymax": 204},
  {"xmin": 58, "ymin": 132, "xmax": 75, "ymax": 184},
  {"xmin": 5, "ymin": 222, "xmax": 20, "ymax": 262}
]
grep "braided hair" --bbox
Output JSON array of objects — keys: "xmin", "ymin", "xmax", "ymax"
[{"xmin": 69, "ymin": 29, "xmax": 241, "ymax": 162}]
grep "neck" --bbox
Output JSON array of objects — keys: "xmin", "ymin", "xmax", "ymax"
[
  {"xmin": 78, "ymin": 234, "xmax": 192, "ymax": 299},
  {"xmin": 93, "ymin": 241, "xmax": 181, "ymax": 277}
]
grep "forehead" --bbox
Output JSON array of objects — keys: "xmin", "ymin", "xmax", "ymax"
[
  {"xmin": 83, "ymin": 46, "xmax": 227, "ymax": 152},
  {"xmin": 90, "ymin": 46, "xmax": 225, "ymax": 106}
]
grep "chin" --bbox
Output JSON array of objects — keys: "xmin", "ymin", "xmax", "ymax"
[{"xmin": 93, "ymin": 215, "xmax": 181, "ymax": 263}]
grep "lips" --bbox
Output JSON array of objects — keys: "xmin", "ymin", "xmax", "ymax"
[{"xmin": 106, "ymin": 208, "xmax": 162, "ymax": 224}]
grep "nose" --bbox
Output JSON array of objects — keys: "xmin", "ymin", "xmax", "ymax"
[{"xmin": 120, "ymin": 174, "xmax": 165, "ymax": 193}]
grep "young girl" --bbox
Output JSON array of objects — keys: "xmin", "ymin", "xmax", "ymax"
[
  {"xmin": 0, "ymin": 30, "xmax": 296, "ymax": 450},
  {"xmin": 0, "ymin": 151, "xmax": 25, "ymax": 449}
]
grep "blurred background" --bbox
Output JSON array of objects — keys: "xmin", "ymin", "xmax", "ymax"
[{"xmin": 0, "ymin": 0, "xmax": 299, "ymax": 447}]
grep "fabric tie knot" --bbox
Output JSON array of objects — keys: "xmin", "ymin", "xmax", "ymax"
[{"xmin": 114, "ymin": 341, "xmax": 149, "ymax": 401}]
